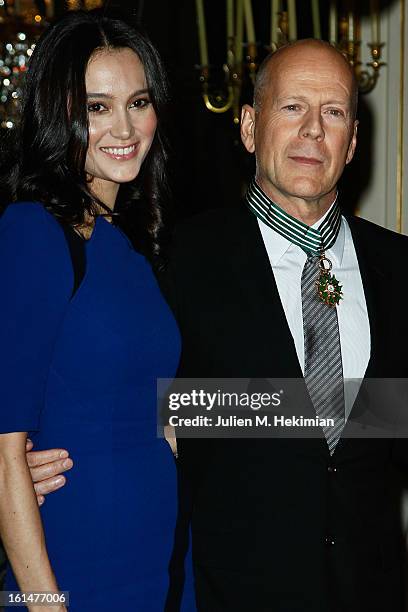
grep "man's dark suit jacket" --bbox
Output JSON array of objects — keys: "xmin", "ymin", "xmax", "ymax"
[{"xmin": 164, "ymin": 204, "xmax": 408, "ymax": 612}]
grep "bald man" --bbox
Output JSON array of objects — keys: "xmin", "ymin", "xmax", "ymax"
[
  {"xmin": 27, "ymin": 40, "xmax": 408, "ymax": 611},
  {"xmin": 166, "ymin": 40, "xmax": 408, "ymax": 612}
]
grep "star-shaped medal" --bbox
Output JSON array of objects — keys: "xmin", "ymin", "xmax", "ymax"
[{"xmin": 316, "ymin": 256, "xmax": 343, "ymax": 307}]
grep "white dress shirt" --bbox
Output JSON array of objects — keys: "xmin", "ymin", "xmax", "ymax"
[{"xmin": 257, "ymin": 206, "xmax": 371, "ymax": 418}]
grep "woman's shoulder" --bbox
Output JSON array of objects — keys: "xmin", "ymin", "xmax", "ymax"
[
  {"xmin": 0, "ymin": 201, "xmax": 61, "ymax": 237},
  {"xmin": 0, "ymin": 201, "xmax": 74, "ymax": 285},
  {"xmin": 0, "ymin": 201, "xmax": 71, "ymax": 256}
]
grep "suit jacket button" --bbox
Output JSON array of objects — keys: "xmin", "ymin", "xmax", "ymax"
[
  {"xmin": 327, "ymin": 465, "xmax": 337, "ymax": 473},
  {"xmin": 325, "ymin": 536, "xmax": 335, "ymax": 546}
]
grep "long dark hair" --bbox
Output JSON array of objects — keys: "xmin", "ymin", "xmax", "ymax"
[{"xmin": 0, "ymin": 9, "xmax": 172, "ymax": 264}]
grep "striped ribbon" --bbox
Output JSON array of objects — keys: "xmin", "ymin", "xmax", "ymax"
[{"xmin": 246, "ymin": 180, "xmax": 341, "ymax": 255}]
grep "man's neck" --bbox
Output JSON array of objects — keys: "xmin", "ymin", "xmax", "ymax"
[{"xmin": 256, "ymin": 180, "xmax": 336, "ymax": 226}]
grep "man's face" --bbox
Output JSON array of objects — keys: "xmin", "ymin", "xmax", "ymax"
[{"xmin": 241, "ymin": 44, "xmax": 358, "ymax": 208}]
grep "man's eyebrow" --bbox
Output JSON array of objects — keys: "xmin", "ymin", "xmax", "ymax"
[
  {"xmin": 277, "ymin": 95, "xmax": 349, "ymax": 106},
  {"xmin": 277, "ymin": 95, "xmax": 309, "ymax": 103},
  {"xmin": 86, "ymin": 88, "xmax": 150, "ymax": 99},
  {"xmin": 322, "ymin": 99, "xmax": 349, "ymax": 106}
]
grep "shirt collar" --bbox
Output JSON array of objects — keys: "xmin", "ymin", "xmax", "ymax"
[{"xmin": 257, "ymin": 194, "xmax": 345, "ymax": 267}]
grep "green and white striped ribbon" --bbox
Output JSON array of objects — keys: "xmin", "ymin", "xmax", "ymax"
[{"xmin": 246, "ymin": 180, "xmax": 341, "ymax": 255}]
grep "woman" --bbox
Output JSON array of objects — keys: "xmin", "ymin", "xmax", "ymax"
[{"xmin": 0, "ymin": 9, "xmax": 193, "ymax": 611}]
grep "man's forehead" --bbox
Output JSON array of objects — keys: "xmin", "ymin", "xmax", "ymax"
[
  {"xmin": 270, "ymin": 71, "xmax": 353, "ymax": 98},
  {"xmin": 270, "ymin": 48, "xmax": 350, "ymax": 81},
  {"xmin": 263, "ymin": 48, "xmax": 353, "ymax": 96}
]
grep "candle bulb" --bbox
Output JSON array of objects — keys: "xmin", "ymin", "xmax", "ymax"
[
  {"xmin": 348, "ymin": 10, "xmax": 354, "ymax": 42},
  {"xmin": 370, "ymin": 0, "xmax": 380, "ymax": 42},
  {"xmin": 45, "ymin": 0, "xmax": 54, "ymax": 19},
  {"xmin": 311, "ymin": 0, "xmax": 321, "ymax": 39},
  {"xmin": 227, "ymin": 0, "xmax": 234, "ymax": 41},
  {"xmin": 287, "ymin": 0, "xmax": 297, "ymax": 41},
  {"xmin": 271, "ymin": 0, "xmax": 280, "ymax": 47},
  {"xmin": 329, "ymin": 0, "xmax": 337, "ymax": 44},
  {"xmin": 243, "ymin": 0, "xmax": 256, "ymax": 44},
  {"xmin": 195, "ymin": 0, "xmax": 209, "ymax": 67},
  {"xmin": 236, "ymin": 0, "xmax": 244, "ymax": 63}
]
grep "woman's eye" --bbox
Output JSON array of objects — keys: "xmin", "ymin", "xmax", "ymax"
[
  {"xmin": 87, "ymin": 99, "xmax": 151, "ymax": 113},
  {"xmin": 131, "ymin": 98, "xmax": 151, "ymax": 109},
  {"xmin": 87, "ymin": 102, "xmax": 106, "ymax": 113}
]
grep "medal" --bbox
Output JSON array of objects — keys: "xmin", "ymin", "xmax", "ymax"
[{"xmin": 316, "ymin": 255, "xmax": 343, "ymax": 307}]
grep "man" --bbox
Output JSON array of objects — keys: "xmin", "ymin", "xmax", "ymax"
[{"xmin": 26, "ymin": 40, "xmax": 408, "ymax": 611}]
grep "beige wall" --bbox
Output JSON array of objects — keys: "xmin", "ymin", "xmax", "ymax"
[{"xmin": 357, "ymin": 0, "xmax": 407, "ymax": 235}]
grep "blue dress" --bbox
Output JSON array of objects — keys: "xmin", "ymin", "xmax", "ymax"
[{"xmin": 0, "ymin": 202, "xmax": 195, "ymax": 611}]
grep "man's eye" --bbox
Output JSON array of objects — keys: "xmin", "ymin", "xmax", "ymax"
[
  {"xmin": 87, "ymin": 102, "xmax": 106, "ymax": 113},
  {"xmin": 131, "ymin": 98, "xmax": 151, "ymax": 109},
  {"xmin": 326, "ymin": 108, "xmax": 344, "ymax": 117},
  {"xmin": 282, "ymin": 104, "xmax": 300, "ymax": 112}
]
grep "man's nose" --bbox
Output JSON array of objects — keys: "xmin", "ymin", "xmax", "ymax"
[
  {"xmin": 298, "ymin": 109, "xmax": 324, "ymax": 141},
  {"xmin": 110, "ymin": 110, "xmax": 134, "ymax": 141}
]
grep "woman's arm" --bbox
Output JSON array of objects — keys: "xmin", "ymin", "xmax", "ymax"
[{"xmin": 0, "ymin": 432, "xmax": 66, "ymax": 611}]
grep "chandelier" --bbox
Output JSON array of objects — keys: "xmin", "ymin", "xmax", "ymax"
[
  {"xmin": 0, "ymin": 0, "xmax": 103, "ymax": 128},
  {"xmin": 195, "ymin": 0, "xmax": 385, "ymax": 124}
]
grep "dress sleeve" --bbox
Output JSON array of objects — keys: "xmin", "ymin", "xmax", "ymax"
[{"xmin": 0, "ymin": 203, "xmax": 73, "ymax": 433}]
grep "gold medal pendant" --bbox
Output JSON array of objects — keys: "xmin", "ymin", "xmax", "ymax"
[{"xmin": 316, "ymin": 255, "xmax": 343, "ymax": 307}]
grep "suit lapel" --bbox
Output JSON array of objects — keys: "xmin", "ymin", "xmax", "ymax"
[
  {"xmin": 334, "ymin": 216, "xmax": 389, "ymax": 455},
  {"xmin": 346, "ymin": 216, "xmax": 388, "ymax": 378},
  {"xmin": 226, "ymin": 206, "xmax": 303, "ymax": 377}
]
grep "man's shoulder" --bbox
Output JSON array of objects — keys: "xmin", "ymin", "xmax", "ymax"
[
  {"xmin": 346, "ymin": 214, "xmax": 408, "ymax": 254},
  {"xmin": 175, "ymin": 204, "xmax": 249, "ymax": 235},
  {"xmin": 169, "ymin": 205, "xmax": 257, "ymax": 275},
  {"xmin": 173, "ymin": 204, "xmax": 253, "ymax": 251}
]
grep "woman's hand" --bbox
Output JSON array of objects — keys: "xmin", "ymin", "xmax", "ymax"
[{"xmin": 25, "ymin": 439, "xmax": 73, "ymax": 506}]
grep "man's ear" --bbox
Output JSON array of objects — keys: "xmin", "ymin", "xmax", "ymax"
[
  {"xmin": 241, "ymin": 104, "xmax": 256, "ymax": 153},
  {"xmin": 346, "ymin": 119, "xmax": 358, "ymax": 165}
]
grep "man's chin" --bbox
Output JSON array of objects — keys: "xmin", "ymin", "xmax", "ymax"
[{"xmin": 283, "ymin": 179, "xmax": 329, "ymax": 202}]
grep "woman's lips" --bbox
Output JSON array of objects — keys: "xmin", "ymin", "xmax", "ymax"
[
  {"xmin": 100, "ymin": 144, "xmax": 139, "ymax": 161},
  {"xmin": 289, "ymin": 156, "xmax": 323, "ymax": 165}
]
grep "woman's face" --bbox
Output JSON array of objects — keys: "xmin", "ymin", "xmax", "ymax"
[{"xmin": 84, "ymin": 47, "xmax": 157, "ymax": 208}]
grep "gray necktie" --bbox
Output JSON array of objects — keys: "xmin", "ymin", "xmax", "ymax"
[{"xmin": 301, "ymin": 255, "xmax": 345, "ymax": 454}]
